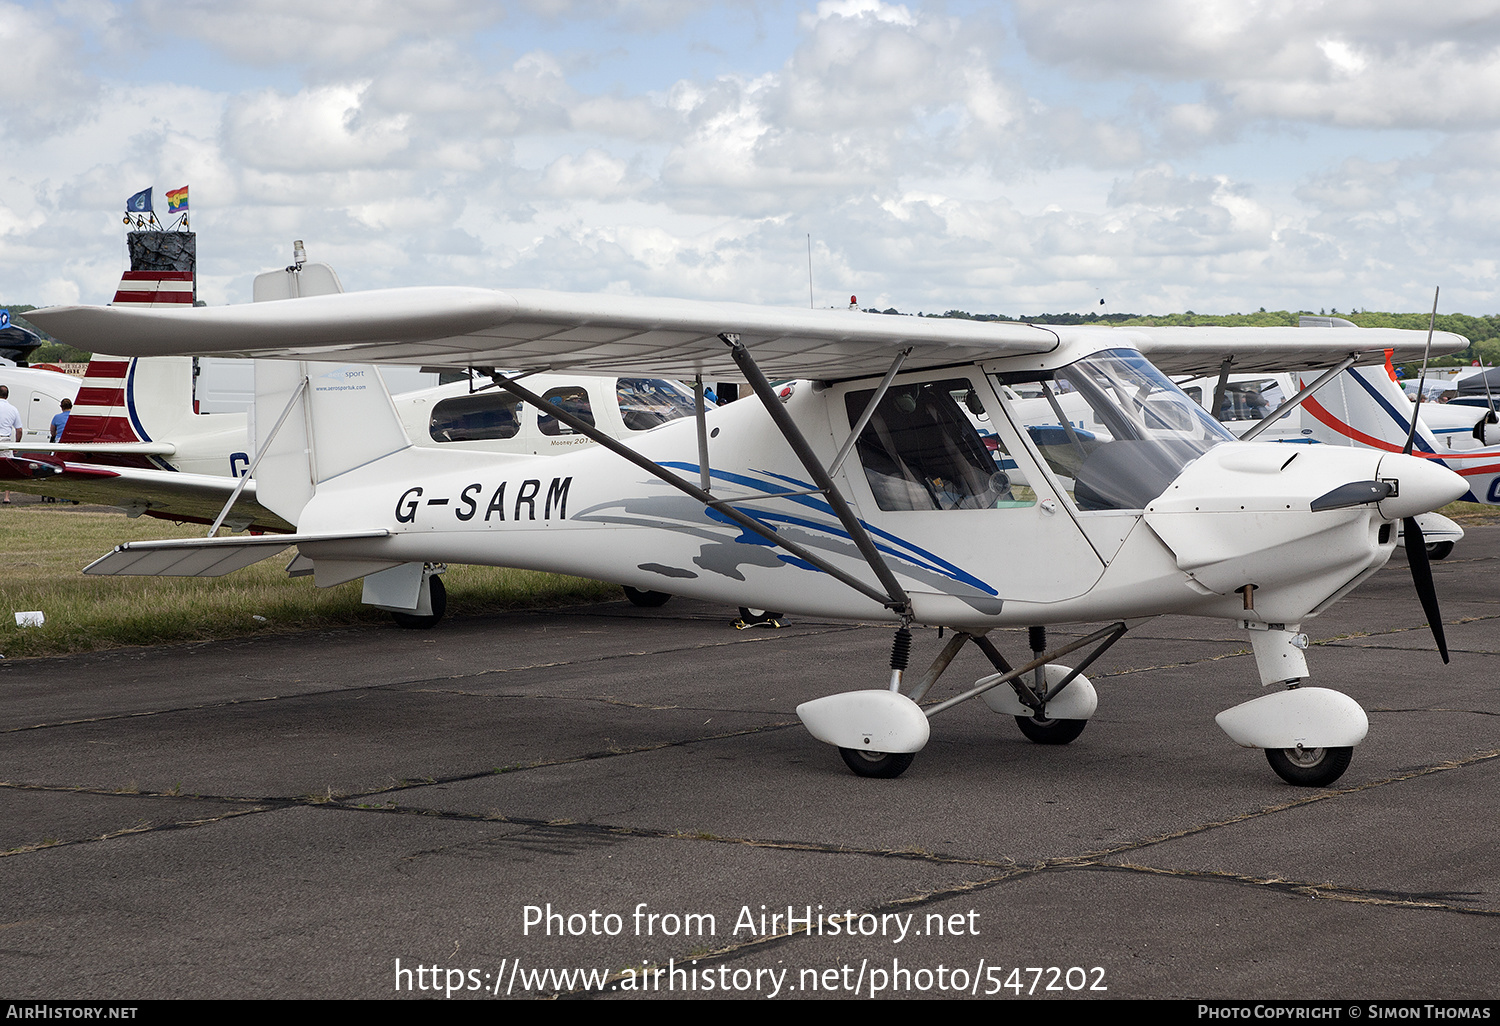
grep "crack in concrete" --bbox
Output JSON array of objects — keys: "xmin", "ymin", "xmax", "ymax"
[{"xmin": 0, "ymin": 803, "xmax": 277, "ymax": 858}]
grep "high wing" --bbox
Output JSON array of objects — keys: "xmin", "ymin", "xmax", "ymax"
[
  {"xmin": 30, "ymin": 288, "xmax": 1056, "ymax": 379},
  {"xmin": 29, "ymin": 288, "xmax": 1467, "ymax": 378},
  {"xmin": 1127, "ymin": 325, "xmax": 1468, "ymax": 374},
  {"xmin": 0, "ymin": 455, "xmax": 292, "ymax": 532},
  {"xmin": 0, "ymin": 442, "xmax": 177, "ymax": 455}
]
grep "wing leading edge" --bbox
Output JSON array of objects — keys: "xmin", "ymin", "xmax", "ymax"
[
  {"xmin": 1129, "ymin": 325, "xmax": 1469, "ymax": 374},
  {"xmin": 29, "ymin": 288, "xmax": 1469, "ymax": 380}
]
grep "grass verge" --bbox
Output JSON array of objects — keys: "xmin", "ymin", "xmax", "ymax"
[
  {"xmin": 1439, "ymin": 500, "xmax": 1500, "ymax": 526},
  {"xmin": 0, "ymin": 506, "xmax": 620, "ymax": 658}
]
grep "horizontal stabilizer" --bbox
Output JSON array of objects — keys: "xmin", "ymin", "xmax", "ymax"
[
  {"xmin": 83, "ymin": 530, "xmax": 389, "ymax": 577},
  {"xmin": 0, "ymin": 441, "xmax": 177, "ymax": 455}
]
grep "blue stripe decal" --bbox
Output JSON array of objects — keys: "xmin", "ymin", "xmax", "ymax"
[
  {"xmin": 124, "ymin": 359, "xmax": 176, "ymax": 473},
  {"xmin": 663, "ymin": 461, "xmax": 997, "ymax": 595}
]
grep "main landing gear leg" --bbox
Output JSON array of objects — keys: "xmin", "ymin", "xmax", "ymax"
[{"xmin": 798, "ymin": 623, "xmax": 1126, "ymax": 780}]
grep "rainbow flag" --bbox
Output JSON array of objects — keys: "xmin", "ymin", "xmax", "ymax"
[{"xmin": 166, "ymin": 186, "xmax": 189, "ymax": 213}]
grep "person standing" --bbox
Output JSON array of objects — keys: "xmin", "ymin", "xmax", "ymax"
[
  {"xmin": 0, "ymin": 384, "xmax": 21, "ymax": 504},
  {"xmin": 0, "ymin": 385, "xmax": 20, "ymax": 442},
  {"xmin": 50, "ymin": 397, "xmax": 71, "ymax": 441}
]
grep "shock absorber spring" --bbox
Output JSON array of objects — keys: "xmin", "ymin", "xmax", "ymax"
[{"xmin": 888, "ymin": 625, "xmax": 912, "ymax": 691}]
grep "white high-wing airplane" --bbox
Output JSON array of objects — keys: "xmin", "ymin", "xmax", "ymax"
[{"xmin": 28, "ymin": 290, "xmax": 1470, "ymax": 786}]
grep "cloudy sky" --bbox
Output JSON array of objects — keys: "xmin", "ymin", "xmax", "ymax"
[{"xmin": 3, "ymin": 0, "xmax": 1498, "ymax": 316}]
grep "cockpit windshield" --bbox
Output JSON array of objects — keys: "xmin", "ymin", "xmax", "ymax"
[{"xmin": 999, "ymin": 349, "xmax": 1234, "ymax": 511}]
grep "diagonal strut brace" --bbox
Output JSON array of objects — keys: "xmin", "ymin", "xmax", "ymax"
[
  {"xmin": 481, "ymin": 369, "xmax": 899, "ymax": 610},
  {"xmin": 720, "ymin": 332, "xmax": 912, "ymax": 616}
]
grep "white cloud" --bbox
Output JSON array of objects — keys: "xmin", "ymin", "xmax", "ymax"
[
  {"xmin": 1012, "ymin": 0, "xmax": 1500, "ymax": 130},
  {"xmin": 2, "ymin": 1, "xmax": 1498, "ymax": 319},
  {"xmin": 224, "ymin": 84, "xmax": 411, "ymax": 172},
  {"xmin": 135, "ymin": 0, "xmax": 504, "ymax": 68}
]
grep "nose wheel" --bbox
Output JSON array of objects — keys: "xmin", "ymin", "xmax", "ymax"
[
  {"xmin": 623, "ymin": 586, "xmax": 672, "ymax": 607},
  {"xmin": 1265, "ymin": 745, "xmax": 1352, "ymax": 787}
]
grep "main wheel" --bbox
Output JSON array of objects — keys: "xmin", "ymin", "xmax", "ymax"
[
  {"xmin": 623, "ymin": 586, "xmax": 671, "ymax": 607},
  {"xmin": 839, "ymin": 747, "xmax": 915, "ymax": 779},
  {"xmin": 1014, "ymin": 715, "xmax": 1087, "ymax": 745},
  {"xmin": 1265, "ymin": 745, "xmax": 1352, "ymax": 787},
  {"xmin": 391, "ymin": 575, "xmax": 447, "ymax": 630},
  {"xmin": 1426, "ymin": 541, "xmax": 1454, "ymax": 560}
]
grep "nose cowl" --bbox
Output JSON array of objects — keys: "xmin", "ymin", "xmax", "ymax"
[{"xmin": 1375, "ymin": 452, "xmax": 1467, "ymax": 521}]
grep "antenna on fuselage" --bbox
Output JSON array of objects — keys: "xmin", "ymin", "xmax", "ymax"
[{"xmin": 1404, "ymin": 287, "xmax": 1439, "ymax": 456}]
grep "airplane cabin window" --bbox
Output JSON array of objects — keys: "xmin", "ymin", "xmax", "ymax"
[
  {"xmin": 537, "ymin": 386, "xmax": 595, "ymax": 436},
  {"xmin": 1216, "ymin": 379, "xmax": 1285, "ymax": 421},
  {"xmin": 846, "ymin": 379, "xmax": 1028, "ymax": 511},
  {"xmin": 429, "ymin": 390, "xmax": 523, "ymax": 442},
  {"xmin": 616, "ymin": 378, "xmax": 701, "ymax": 431}
]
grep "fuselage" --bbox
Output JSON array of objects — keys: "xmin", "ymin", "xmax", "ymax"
[{"xmin": 293, "ymin": 339, "xmax": 1466, "ymax": 631}]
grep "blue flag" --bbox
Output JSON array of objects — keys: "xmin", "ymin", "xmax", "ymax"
[{"xmin": 126, "ymin": 187, "xmax": 153, "ymax": 213}]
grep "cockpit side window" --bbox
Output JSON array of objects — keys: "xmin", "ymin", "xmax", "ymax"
[
  {"xmin": 616, "ymin": 377, "xmax": 701, "ymax": 431},
  {"xmin": 537, "ymin": 386, "xmax": 595, "ymax": 436},
  {"xmin": 429, "ymin": 390, "xmax": 523, "ymax": 442},
  {"xmin": 846, "ymin": 378, "xmax": 1027, "ymax": 511}
]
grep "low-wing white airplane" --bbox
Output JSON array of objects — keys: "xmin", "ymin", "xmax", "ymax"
[
  {"xmin": 0, "ymin": 362, "xmax": 79, "ymax": 445},
  {"xmin": 29, "ymin": 290, "xmax": 1469, "ymax": 786}
]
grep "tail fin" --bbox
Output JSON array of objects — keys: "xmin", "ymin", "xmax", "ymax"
[
  {"xmin": 252, "ymin": 361, "xmax": 413, "ymax": 525},
  {"xmin": 1303, "ymin": 365, "xmax": 1442, "ymax": 454},
  {"xmin": 111, "ymin": 269, "xmax": 194, "ymax": 307},
  {"xmin": 59, "ymin": 266, "xmax": 202, "ymax": 458},
  {"xmin": 246, "ymin": 251, "xmax": 407, "ymax": 525}
]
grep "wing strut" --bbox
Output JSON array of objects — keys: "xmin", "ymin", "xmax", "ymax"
[
  {"xmin": 1240, "ymin": 355, "xmax": 1358, "ymax": 442},
  {"xmin": 484, "ymin": 369, "xmax": 903, "ymax": 611},
  {"xmin": 719, "ymin": 333, "xmax": 913, "ymax": 617},
  {"xmin": 828, "ymin": 346, "xmax": 910, "ymax": 477},
  {"xmin": 1209, "ymin": 355, "xmax": 1234, "ymax": 422}
]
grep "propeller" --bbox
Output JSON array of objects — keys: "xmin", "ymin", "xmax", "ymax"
[
  {"xmin": 1398, "ymin": 287, "xmax": 1450, "ymax": 664},
  {"xmin": 1402, "ymin": 515, "xmax": 1449, "ymax": 662}
]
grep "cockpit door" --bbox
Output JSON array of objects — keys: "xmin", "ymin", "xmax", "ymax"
[{"xmin": 831, "ymin": 370, "xmax": 1106, "ymax": 611}]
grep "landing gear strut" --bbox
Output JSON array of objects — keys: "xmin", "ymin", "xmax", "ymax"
[{"xmin": 799, "ymin": 622, "xmax": 1124, "ymax": 780}]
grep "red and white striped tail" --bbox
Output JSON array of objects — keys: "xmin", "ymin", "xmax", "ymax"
[
  {"xmin": 112, "ymin": 270, "xmax": 194, "ymax": 307},
  {"xmin": 56, "ymin": 356, "xmax": 148, "ymax": 454}
]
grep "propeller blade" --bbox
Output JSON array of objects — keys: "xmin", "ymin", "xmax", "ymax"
[
  {"xmin": 1311, "ymin": 480, "xmax": 1395, "ymax": 512},
  {"xmin": 1403, "ymin": 515, "xmax": 1450, "ymax": 663},
  {"xmin": 1404, "ymin": 286, "xmax": 1440, "ymax": 456}
]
